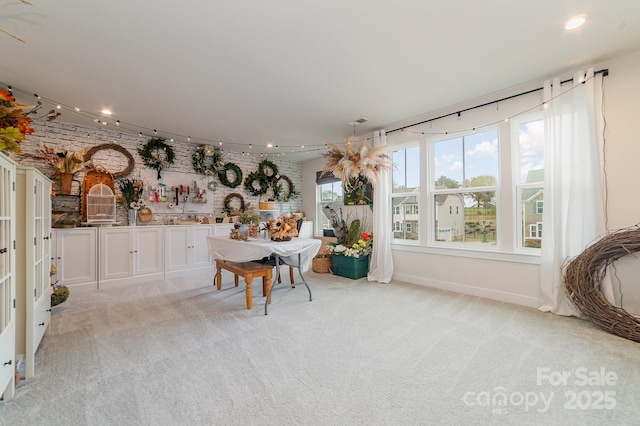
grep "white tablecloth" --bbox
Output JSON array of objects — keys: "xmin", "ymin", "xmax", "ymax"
[{"xmin": 206, "ymin": 236, "xmax": 321, "ymax": 272}]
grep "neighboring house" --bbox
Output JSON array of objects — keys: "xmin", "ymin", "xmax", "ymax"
[
  {"xmin": 392, "ymin": 195, "xmax": 419, "ymax": 239},
  {"xmin": 435, "ymin": 193, "xmax": 465, "ymax": 242},
  {"xmin": 522, "ymin": 169, "xmax": 544, "ymax": 247}
]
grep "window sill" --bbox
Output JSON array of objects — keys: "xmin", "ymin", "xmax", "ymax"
[{"xmin": 391, "ymin": 241, "xmax": 541, "ymax": 264}]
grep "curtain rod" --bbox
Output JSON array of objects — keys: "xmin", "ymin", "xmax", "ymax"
[{"xmin": 386, "ymin": 68, "xmax": 609, "ymax": 135}]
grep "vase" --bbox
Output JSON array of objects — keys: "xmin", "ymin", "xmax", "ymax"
[
  {"xmin": 59, "ymin": 172, "xmax": 73, "ymax": 195},
  {"xmin": 331, "ymin": 254, "xmax": 369, "ymax": 279},
  {"xmin": 128, "ymin": 209, "xmax": 138, "ymax": 226}
]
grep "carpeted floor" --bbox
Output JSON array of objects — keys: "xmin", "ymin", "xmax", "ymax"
[{"xmin": 1, "ymin": 270, "xmax": 639, "ymax": 425}]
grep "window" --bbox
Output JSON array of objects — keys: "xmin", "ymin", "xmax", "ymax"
[
  {"xmin": 516, "ymin": 115, "xmax": 544, "ymax": 249},
  {"xmin": 433, "ymin": 129, "xmax": 499, "ymax": 245},
  {"xmin": 316, "ymin": 180, "xmax": 343, "ymax": 233},
  {"xmin": 392, "ymin": 145, "xmax": 420, "ymax": 240}
]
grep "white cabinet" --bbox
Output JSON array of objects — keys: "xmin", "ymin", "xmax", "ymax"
[
  {"xmin": 99, "ymin": 226, "xmax": 164, "ymax": 287},
  {"xmin": 0, "ymin": 153, "xmax": 16, "ymax": 399},
  {"xmin": 51, "ymin": 228, "xmax": 98, "ymax": 290},
  {"xmin": 299, "ymin": 220, "xmax": 313, "ymax": 238},
  {"xmin": 15, "ymin": 166, "xmax": 52, "ymax": 379},
  {"xmin": 165, "ymin": 225, "xmax": 213, "ymax": 275}
]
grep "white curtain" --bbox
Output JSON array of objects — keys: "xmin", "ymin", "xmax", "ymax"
[
  {"xmin": 368, "ymin": 130, "xmax": 394, "ymax": 283},
  {"xmin": 539, "ymin": 68, "xmax": 611, "ymax": 315}
]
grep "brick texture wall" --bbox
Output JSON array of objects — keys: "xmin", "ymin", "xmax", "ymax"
[{"xmin": 14, "ymin": 119, "xmax": 303, "ymax": 225}]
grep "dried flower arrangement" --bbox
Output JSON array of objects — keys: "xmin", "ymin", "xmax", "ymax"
[{"xmin": 321, "ymin": 139, "xmax": 393, "ymax": 191}]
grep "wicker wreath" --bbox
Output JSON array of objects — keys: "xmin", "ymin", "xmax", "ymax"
[
  {"xmin": 84, "ymin": 143, "xmax": 135, "ymax": 179},
  {"xmin": 223, "ymin": 192, "xmax": 245, "ymax": 214},
  {"xmin": 217, "ymin": 162, "xmax": 243, "ymax": 188},
  {"xmin": 564, "ymin": 227, "xmax": 640, "ymax": 343},
  {"xmin": 257, "ymin": 159, "xmax": 279, "ymax": 182},
  {"xmin": 138, "ymin": 137, "xmax": 175, "ymax": 179},
  {"xmin": 244, "ymin": 171, "xmax": 270, "ymax": 196},
  {"xmin": 273, "ymin": 175, "xmax": 298, "ymax": 202},
  {"xmin": 192, "ymin": 145, "xmax": 223, "ymax": 176}
]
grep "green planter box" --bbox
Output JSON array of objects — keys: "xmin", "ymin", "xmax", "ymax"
[{"xmin": 331, "ymin": 254, "xmax": 369, "ymax": 280}]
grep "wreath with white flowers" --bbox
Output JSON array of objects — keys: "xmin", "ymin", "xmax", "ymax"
[
  {"xmin": 257, "ymin": 159, "xmax": 279, "ymax": 182},
  {"xmin": 217, "ymin": 162, "xmax": 243, "ymax": 188},
  {"xmin": 244, "ymin": 171, "xmax": 270, "ymax": 196},
  {"xmin": 192, "ymin": 145, "xmax": 223, "ymax": 176},
  {"xmin": 223, "ymin": 192, "xmax": 246, "ymax": 214},
  {"xmin": 138, "ymin": 137, "xmax": 175, "ymax": 179},
  {"xmin": 273, "ymin": 175, "xmax": 298, "ymax": 202}
]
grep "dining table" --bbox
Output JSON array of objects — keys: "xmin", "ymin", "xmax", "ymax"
[{"xmin": 206, "ymin": 235, "xmax": 321, "ymax": 314}]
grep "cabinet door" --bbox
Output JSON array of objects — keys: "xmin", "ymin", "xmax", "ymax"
[
  {"xmin": 0, "ymin": 153, "xmax": 15, "ymax": 399},
  {"xmin": 54, "ymin": 228, "xmax": 98, "ymax": 288},
  {"xmin": 134, "ymin": 227, "xmax": 163, "ymax": 275},
  {"xmin": 191, "ymin": 225, "xmax": 212, "ymax": 267},
  {"xmin": 100, "ymin": 227, "xmax": 133, "ymax": 281},
  {"xmin": 164, "ymin": 226, "xmax": 190, "ymax": 271}
]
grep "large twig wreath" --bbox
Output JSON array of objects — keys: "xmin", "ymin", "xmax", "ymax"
[
  {"xmin": 223, "ymin": 192, "xmax": 245, "ymax": 214},
  {"xmin": 138, "ymin": 137, "xmax": 175, "ymax": 179},
  {"xmin": 564, "ymin": 227, "xmax": 640, "ymax": 343},
  {"xmin": 83, "ymin": 143, "xmax": 134, "ymax": 179},
  {"xmin": 192, "ymin": 145, "xmax": 223, "ymax": 176},
  {"xmin": 217, "ymin": 162, "xmax": 243, "ymax": 188},
  {"xmin": 257, "ymin": 159, "xmax": 279, "ymax": 182},
  {"xmin": 244, "ymin": 171, "xmax": 270, "ymax": 197},
  {"xmin": 273, "ymin": 175, "xmax": 298, "ymax": 202}
]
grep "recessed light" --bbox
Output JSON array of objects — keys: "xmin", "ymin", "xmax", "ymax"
[{"xmin": 565, "ymin": 14, "xmax": 587, "ymax": 30}]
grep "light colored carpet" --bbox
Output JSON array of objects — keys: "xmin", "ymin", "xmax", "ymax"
[{"xmin": 1, "ymin": 270, "xmax": 639, "ymax": 425}]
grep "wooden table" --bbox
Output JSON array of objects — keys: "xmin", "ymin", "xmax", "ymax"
[
  {"xmin": 214, "ymin": 260, "xmax": 273, "ymax": 310},
  {"xmin": 207, "ymin": 236, "xmax": 322, "ymax": 314}
]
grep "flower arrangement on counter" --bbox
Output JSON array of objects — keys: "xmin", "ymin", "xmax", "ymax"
[
  {"xmin": 0, "ymin": 87, "xmax": 35, "ymax": 153},
  {"xmin": 118, "ymin": 179, "xmax": 144, "ymax": 210},
  {"xmin": 38, "ymin": 145, "xmax": 92, "ymax": 176}
]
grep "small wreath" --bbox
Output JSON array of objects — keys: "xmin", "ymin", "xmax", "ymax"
[
  {"xmin": 84, "ymin": 143, "xmax": 135, "ymax": 179},
  {"xmin": 244, "ymin": 171, "xmax": 270, "ymax": 196},
  {"xmin": 192, "ymin": 145, "xmax": 223, "ymax": 176},
  {"xmin": 217, "ymin": 162, "xmax": 243, "ymax": 188},
  {"xmin": 273, "ymin": 175, "xmax": 298, "ymax": 202},
  {"xmin": 257, "ymin": 159, "xmax": 279, "ymax": 182},
  {"xmin": 138, "ymin": 137, "xmax": 175, "ymax": 179},
  {"xmin": 223, "ymin": 192, "xmax": 245, "ymax": 214}
]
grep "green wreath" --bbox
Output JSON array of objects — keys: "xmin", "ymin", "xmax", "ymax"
[
  {"xmin": 244, "ymin": 171, "xmax": 270, "ymax": 196},
  {"xmin": 138, "ymin": 137, "xmax": 175, "ymax": 179},
  {"xmin": 273, "ymin": 175, "xmax": 298, "ymax": 202},
  {"xmin": 217, "ymin": 162, "xmax": 243, "ymax": 188},
  {"xmin": 257, "ymin": 159, "xmax": 279, "ymax": 182},
  {"xmin": 223, "ymin": 192, "xmax": 245, "ymax": 214},
  {"xmin": 192, "ymin": 145, "xmax": 223, "ymax": 176}
]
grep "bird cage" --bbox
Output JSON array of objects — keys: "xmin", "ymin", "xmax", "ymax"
[{"xmin": 86, "ymin": 184, "xmax": 116, "ymax": 223}]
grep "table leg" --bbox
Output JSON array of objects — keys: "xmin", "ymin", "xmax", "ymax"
[
  {"xmin": 216, "ymin": 264, "xmax": 222, "ymax": 290},
  {"xmin": 245, "ymin": 277, "xmax": 253, "ymax": 309}
]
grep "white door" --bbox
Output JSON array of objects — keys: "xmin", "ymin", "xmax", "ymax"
[
  {"xmin": 54, "ymin": 228, "xmax": 98, "ymax": 289},
  {"xmin": 0, "ymin": 153, "xmax": 16, "ymax": 399},
  {"xmin": 100, "ymin": 227, "xmax": 133, "ymax": 281},
  {"xmin": 191, "ymin": 225, "xmax": 212, "ymax": 267},
  {"xmin": 164, "ymin": 226, "xmax": 190, "ymax": 271},
  {"xmin": 134, "ymin": 227, "xmax": 164, "ymax": 275}
]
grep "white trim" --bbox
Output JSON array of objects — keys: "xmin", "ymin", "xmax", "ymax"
[{"xmin": 391, "ymin": 242, "xmax": 540, "ymax": 264}]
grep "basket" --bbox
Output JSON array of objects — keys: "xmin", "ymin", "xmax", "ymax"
[
  {"xmin": 312, "ymin": 256, "xmax": 332, "ymax": 273},
  {"xmin": 259, "ymin": 201, "xmax": 275, "ymax": 210},
  {"xmin": 138, "ymin": 207, "xmax": 153, "ymax": 223}
]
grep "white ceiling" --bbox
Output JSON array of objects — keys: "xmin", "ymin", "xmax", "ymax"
[{"xmin": 2, "ymin": 1, "xmax": 640, "ymax": 161}]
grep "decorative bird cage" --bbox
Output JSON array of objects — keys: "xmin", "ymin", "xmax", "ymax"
[{"xmin": 86, "ymin": 184, "xmax": 116, "ymax": 223}]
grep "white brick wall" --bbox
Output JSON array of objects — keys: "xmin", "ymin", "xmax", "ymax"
[{"xmin": 14, "ymin": 119, "xmax": 303, "ymax": 225}]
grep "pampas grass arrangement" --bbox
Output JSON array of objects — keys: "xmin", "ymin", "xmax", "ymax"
[{"xmin": 321, "ymin": 139, "xmax": 392, "ymax": 191}]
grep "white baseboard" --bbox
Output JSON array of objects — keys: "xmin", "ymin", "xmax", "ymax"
[{"xmin": 392, "ymin": 272, "xmax": 541, "ymax": 308}]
